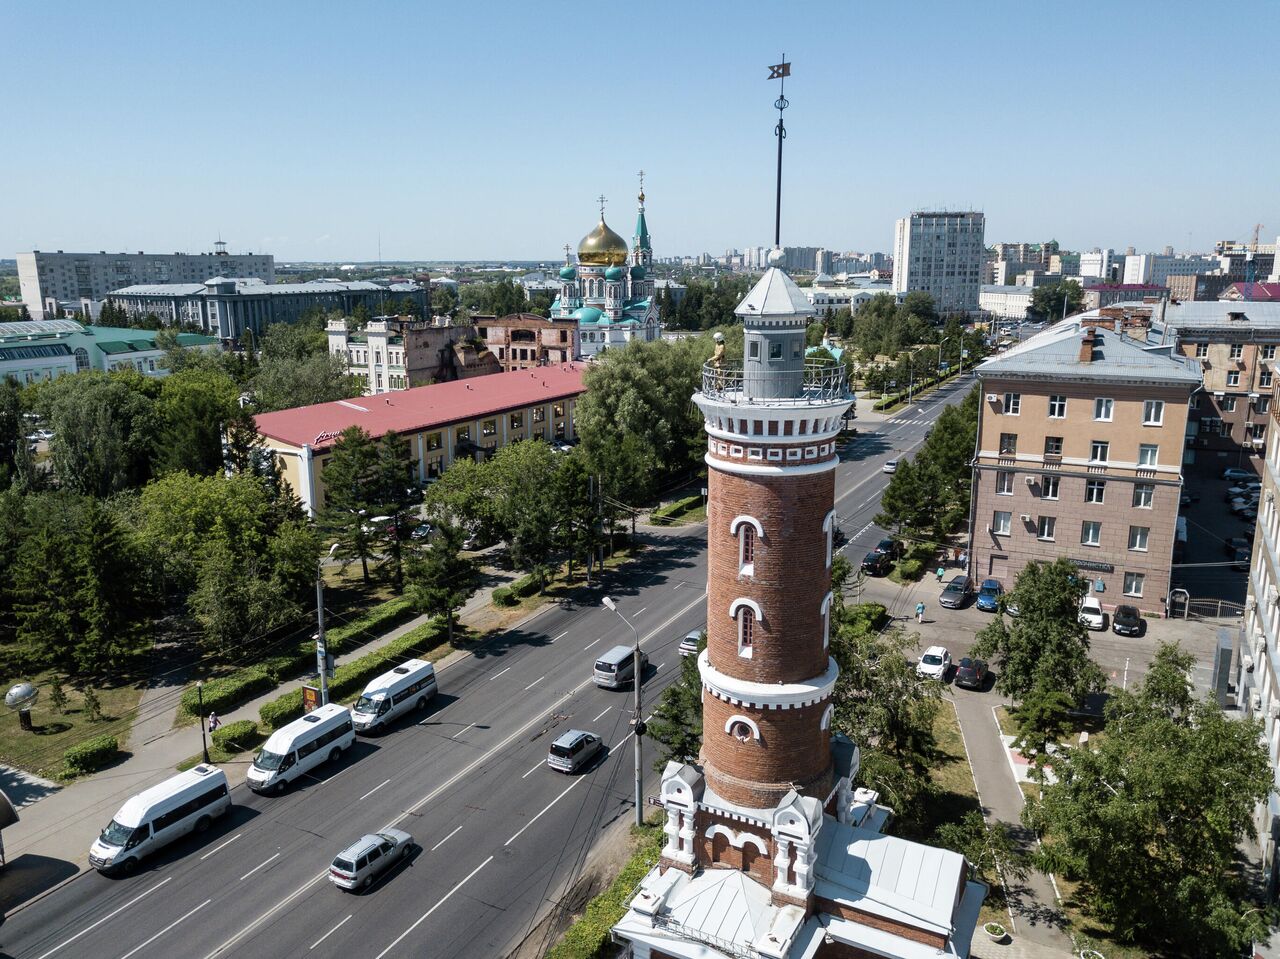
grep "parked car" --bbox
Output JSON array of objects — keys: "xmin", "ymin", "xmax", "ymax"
[
  {"xmin": 1223, "ymin": 467, "xmax": 1255, "ymax": 481},
  {"xmin": 1111, "ymin": 605, "xmax": 1143, "ymax": 637},
  {"xmin": 975, "ymin": 579, "xmax": 1004, "ymax": 613},
  {"xmin": 1225, "ymin": 536, "xmax": 1252, "ymax": 555},
  {"xmin": 873, "ymin": 537, "xmax": 903, "ymax": 559},
  {"xmin": 678, "ymin": 630, "xmax": 702, "ymax": 658},
  {"xmin": 1231, "ymin": 497, "xmax": 1260, "ymax": 515},
  {"xmin": 546, "ymin": 730, "xmax": 604, "ymax": 773},
  {"xmin": 915, "ymin": 646, "xmax": 951, "ymax": 681},
  {"xmin": 1240, "ymin": 507, "xmax": 1259, "ymax": 523},
  {"xmin": 883, "ymin": 460, "xmax": 898, "ymax": 474},
  {"xmin": 953, "ymin": 657, "xmax": 989, "ymax": 690},
  {"xmin": 939, "ymin": 575, "xmax": 973, "ymax": 609},
  {"xmin": 410, "ymin": 523, "xmax": 433, "ymax": 541},
  {"xmin": 328, "ymin": 829, "xmax": 414, "ymax": 891},
  {"xmin": 1227, "ymin": 483, "xmax": 1262, "ymax": 500},
  {"xmin": 1079, "ymin": 597, "xmax": 1105, "ymax": 630},
  {"xmin": 860, "ymin": 551, "xmax": 891, "ymax": 576},
  {"xmin": 1232, "ymin": 547, "xmax": 1252, "ymax": 571}
]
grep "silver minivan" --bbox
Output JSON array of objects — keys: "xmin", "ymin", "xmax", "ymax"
[{"xmin": 593, "ymin": 645, "xmax": 647, "ymax": 689}]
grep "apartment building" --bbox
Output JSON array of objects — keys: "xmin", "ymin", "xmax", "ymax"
[
  {"xmin": 1166, "ymin": 273, "xmax": 1232, "ymax": 302},
  {"xmin": 1122, "ymin": 254, "xmax": 1218, "ymax": 286},
  {"xmin": 979, "ymin": 284, "xmax": 1034, "ymax": 320},
  {"xmin": 892, "ymin": 211, "xmax": 985, "ymax": 314},
  {"xmin": 326, "ymin": 316, "xmax": 499, "ymax": 394},
  {"xmin": 474, "ymin": 312, "xmax": 579, "ymax": 371},
  {"xmin": 969, "ymin": 319, "xmax": 1200, "ymax": 614}
]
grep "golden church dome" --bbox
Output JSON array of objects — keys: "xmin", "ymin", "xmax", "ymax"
[{"xmin": 577, "ymin": 219, "xmax": 629, "ymax": 266}]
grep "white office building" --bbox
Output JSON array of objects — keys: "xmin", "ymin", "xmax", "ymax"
[
  {"xmin": 892, "ymin": 211, "xmax": 985, "ymax": 314},
  {"xmin": 979, "ymin": 284, "xmax": 1035, "ymax": 320},
  {"xmin": 1079, "ymin": 248, "xmax": 1123, "ymax": 281},
  {"xmin": 17, "ymin": 243, "xmax": 274, "ymax": 320},
  {"xmin": 1123, "ymin": 253, "xmax": 1219, "ymax": 286}
]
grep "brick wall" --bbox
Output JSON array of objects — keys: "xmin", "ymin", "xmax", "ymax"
[
  {"xmin": 692, "ymin": 808, "xmax": 775, "ymax": 886},
  {"xmin": 816, "ymin": 898, "xmax": 946, "ymax": 948},
  {"xmin": 701, "ymin": 691, "xmax": 831, "ymax": 806}
]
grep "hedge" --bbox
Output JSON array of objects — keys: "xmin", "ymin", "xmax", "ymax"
[
  {"xmin": 179, "ymin": 668, "xmax": 274, "ymax": 721},
  {"xmin": 259, "ymin": 619, "xmax": 448, "ymax": 731},
  {"xmin": 846, "ymin": 602, "xmax": 888, "ymax": 635},
  {"xmin": 211, "ymin": 719, "xmax": 262, "ymax": 751},
  {"xmin": 64, "ymin": 735, "xmax": 120, "ymax": 774},
  {"xmin": 510, "ymin": 574, "xmax": 541, "ymax": 598},
  {"xmin": 871, "ymin": 366, "xmax": 962, "ymax": 411},
  {"xmin": 492, "ymin": 586, "xmax": 516, "ymax": 607},
  {"xmin": 651, "ymin": 494, "xmax": 701, "ymax": 522},
  {"xmin": 546, "ymin": 823, "xmax": 663, "ymax": 959}
]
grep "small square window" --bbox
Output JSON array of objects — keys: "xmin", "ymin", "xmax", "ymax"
[
  {"xmin": 1138, "ymin": 444, "xmax": 1158, "ymax": 466},
  {"xmin": 1132, "ymin": 483, "xmax": 1154, "ymax": 508},
  {"xmin": 1037, "ymin": 516, "xmax": 1056, "ymax": 541},
  {"xmin": 1094, "ymin": 397, "xmax": 1113, "ymax": 421},
  {"xmin": 1044, "ymin": 436, "xmax": 1063, "ymax": 456},
  {"xmin": 996, "ymin": 471, "xmax": 1014, "ymax": 495},
  {"xmin": 1195, "ymin": 343, "xmax": 1208, "ymax": 358},
  {"xmin": 1086, "ymin": 480, "xmax": 1105, "ymax": 503},
  {"xmin": 992, "ymin": 511, "xmax": 1011, "ymax": 535},
  {"xmin": 1048, "ymin": 395, "xmax": 1066, "ymax": 418},
  {"xmin": 1227, "ymin": 371, "xmax": 1241, "ymax": 387},
  {"xmin": 1123, "ymin": 572, "xmax": 1145, "ymax": 597},
  {"xmin": 1230, "ymin": 344, "xmax": 1243, "ymax": 359},
  {"xmin": 1081, "ymin": 520, "xmax": 1101, "ymax": 547},
  {"xmin": 1003, "ymin": 392, "xmax": 1021, "ymax": 414},
  {"xmin": 1142, "ymin": 400, "xmax": 1164, "ymax": 425},
  {"xmin": 999, "ymin": 433, "xmax": 1017, "ymax": 454},
  {"xmin": 1128, "ymin": 526, "xmax": 1149, "ymax": 551},
  {"xmin": 1090, "ymin": 440, "xmax": 1109, "ymax": 463},
  {"xmin": 1041, "ymin": 475, "xmax": 1060, "ymax": 500}
]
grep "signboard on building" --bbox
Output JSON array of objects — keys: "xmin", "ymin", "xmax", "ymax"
[
  {"xmin": 1070, "ymin": 558, "xmax": 1115, "ymax": 574},
  {"xmin": 302, "ymin": 685, "xmax": 320, "ymax": 714}
]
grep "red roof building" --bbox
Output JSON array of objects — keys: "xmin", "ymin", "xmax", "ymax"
[
  {"xmin": 1221, "ymin": 282, "xmax": 1280, "ymax": 302},
  {"xmin": 253, "ymin": 363, "xmax": 587, "ymax": 514}
]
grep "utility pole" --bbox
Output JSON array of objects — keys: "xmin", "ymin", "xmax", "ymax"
[
  {"xmin": 604, "ymin": 596, "xmax": 644, "ymax": 826},
  {"xmin": 315, "ymin": 543, "xmax": 339, "ymax": 705}
]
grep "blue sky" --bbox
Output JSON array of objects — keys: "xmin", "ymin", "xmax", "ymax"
[{"xmin": 3, "ymin": 0, "xmax": 1277, "ymax": 262}]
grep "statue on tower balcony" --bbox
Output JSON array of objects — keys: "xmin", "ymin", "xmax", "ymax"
[{"xmin": 710, "ymin": 330, "xmax": 726, "ymax": 368}]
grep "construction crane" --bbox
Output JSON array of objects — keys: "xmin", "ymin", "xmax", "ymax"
[{"xmin": 1245, "ymin": 223, "xmax": 1264, "ymax": 300}]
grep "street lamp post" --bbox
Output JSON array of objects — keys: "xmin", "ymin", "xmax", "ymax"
[
  {"xmin": 316, "ymin": 543, "xmax": 339, "ymax": 706},
  {"xmin": 197, "ymin": 680, "xmax": 210, "ymax": 764},
  {"xmin": 603, "ymin": 596, "xmax": 644, "ymax": 827}
]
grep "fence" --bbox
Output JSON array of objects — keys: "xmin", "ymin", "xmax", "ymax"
[{"xmin": 1167, "ymin": 592, "xmax": 1245, "ymax": 620}]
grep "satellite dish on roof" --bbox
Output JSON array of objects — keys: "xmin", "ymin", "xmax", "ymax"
[{"xmin": 5, "ymin": 682, "xmax": 37, "ymax": 711}]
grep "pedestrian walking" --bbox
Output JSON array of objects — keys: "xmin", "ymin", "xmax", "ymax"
[
  {"xmin": 915, "ymin": 601, "xmax": 926, "ymax": 623},
  {"xmin": 936, "ymin": 566, "xmax": 945, "ymax": 583},
  {"xmin": 208, "ymin": 712, "xmax": 221, "ymax": 734}
]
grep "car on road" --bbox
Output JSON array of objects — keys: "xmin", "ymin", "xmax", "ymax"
[
  {"xmin": 938, "ymin": 575, "xmax": 973, "ymax": 609},
  {"xmin": 1111, "ymin": 604, "xmax": 1143, "ymax": 637},
  {"xmin": 1223, "ymin": 467, "xmax": 1255, "ymax": 481},
  {"xmin": 975, "ymin": 579, "xmax": 1004, "ymax": 613},
  {"xmin": 916, "ymin": 646, "xmax": 951, "ymax": 681},
  {"xmin": 410, "ymin": 523, "xmax": 433, "ymax": 541},
  {"xmin": 873, "ymin": 537, "xmax": 903, "ymax": 559},
  {"xmin": 547, "ymin": 729, "xmax": 604, "ymax": 774},
  {"xmin": 860, "ymin": 551, "xmax": 891, "ymax": 576},
  {"xmin": 1225, "ymin": 536, "xmax": 1253, "ymax": 555},
  {"xmin": 593, "ymin": 645, "xmax": 648, "ymax": 689},
  {"xmin": 1227, "ymin": 483, "xmax": 1262, "ymax": 499},
  {"xmin": 329, "ymin": 829, "xmax": 414, "ymax": 891},
  {"xmin": 883, "ymin": 460, "xmax": 898, "ymax": 474},
  {"xmin": 678, "ymin": 630, "xmax": 702, "ymax": 658},
  {"xmin": 1079, "ymin": 597, "xmax": 1105, "ymax": 630},
  {"xmin": 953, "ymin": 657, "xmax": 989, "ymax": 690}
]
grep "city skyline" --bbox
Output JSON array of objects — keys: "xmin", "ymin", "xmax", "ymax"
[{"xmin": 3, "ymin": 0, "xmax": 1277, "ymax": 262}]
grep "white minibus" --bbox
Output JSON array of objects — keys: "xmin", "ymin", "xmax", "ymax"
[
  {"xmin": 350, "ymin": 659, "xmax": 437, "ymax": 734},
  {"xmin": 247, "ymin": 703, "xmax": 355, "ymax": 794},
  {"xmin": 88, "ymin": 764, "xmax": 230, "ymax": 873}
]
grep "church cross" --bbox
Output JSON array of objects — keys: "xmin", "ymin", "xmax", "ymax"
[{"xmin": 597, "ymin": 194, "xmax": 607, "ymax": 220}]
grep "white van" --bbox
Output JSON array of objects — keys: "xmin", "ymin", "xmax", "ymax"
[
  {"xmin": 594, "ymin": 645, "xmax": 647, "ymax": 690},
  {"xmin": 351, "ymin": 659, "xmax": 438, "ymax": 734},
  {"xmin": 247, "ymin": 703, "xmax": 355, "ymax": 794},
  {"xmin": 88, "ymin": 764, "xmax": 230, "ymax": 873}
]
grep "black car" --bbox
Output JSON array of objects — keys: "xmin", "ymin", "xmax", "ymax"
[
  {"xmin": 1111, "ymin": 604, "xmax": 1143, "ymax": 637},
  {"xmin": 953, "ymin": 657, "xmax": 989, "ymax": 690},
  {"xmin": 938, "ymin": 575, "xmax": 973, "ymax": 609},
  {"xmin": 873, "ymin": 537, "xmax": 903, "ymax": 559},
  {"xmin": 1231, "ymin": 547, "xmax": 1252, "ymax": 571},
  {"xmin": 860, "ymin": 551, "xmax": 891, "ymax": 576},
  {"xmin": 1224, "ymin": 536, "xmax": 1252, "ymax": 555}
]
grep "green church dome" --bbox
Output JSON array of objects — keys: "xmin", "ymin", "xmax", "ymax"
[
  {"xmin": 573, "ymin": 306, "xmax": 603, "ymax": 324},
  {"xmin": 604, "ymin": 265, "xmax": 625, "ymax": 281},
  {"xmin": 630, "ymin": 264, "xmax": 646, "ymax": 280},
  {"xmin": 559, "ymin": 265, "xmax": 577, "ymax": 280}
]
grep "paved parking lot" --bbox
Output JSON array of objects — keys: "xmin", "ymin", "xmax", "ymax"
[{"xmin": 1176, "ymin": 460, "xmax": 1258, "ymax": 605}]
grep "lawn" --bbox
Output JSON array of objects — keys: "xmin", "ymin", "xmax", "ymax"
[{"xmin": 0, "ymin": 672, "xmax": 144, "ymax": 781}]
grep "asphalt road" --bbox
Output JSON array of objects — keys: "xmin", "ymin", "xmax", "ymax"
[{"xmin": 0, "ymin": 377, "xmax": 972, "ymax": 959}]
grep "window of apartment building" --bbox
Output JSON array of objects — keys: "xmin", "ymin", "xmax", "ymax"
[
  {"xmin": 1003, "ymin": 392, "xmax": 1021, "ymax": 414},
  {"xmin": 996, "ymin": 471, "xmax": 1014, "ymax": 495},
  {"xmin": 1195, "ymin": 343, "xmax": 1209, "ymax": 358},
  {"xmin": 1037, "ymin": 516, "xmax": 1056, "ymax": 541},
  {"xmin": 991, "ymin": 511, "xmax": 1011, "ymax": 536},
  {"xmin": 481, "ymin": 419, "xmax": 497, "ymax": 437},
  {"xmin": 510, "ymin": 412, "xmax": 523, "ymax": 430},
  {"xmin": 532, "ymin": 406, "xmax": 546, "ymax": 423},
  {"xmin": 1264, "ymin": 345, "xmax": 1277, "ymax": 360},
  {"xmin": 1142, "ymin": 400, "xmax": 1164, "ymax": 425},
  {"xmin": 1048, "ymin": 395, "xmax": 1066, "ymax": 418},
  {"xmin": 1258, "ymin": 397, "xmax": 1272, "ymax": 414},
  {"xmin": 1041, "ymin": 475, "xmax": 1060, "ymax": 500},
  {"xmin": 1094, "ymin": 397, "xmax": 1113, "ymax": 421},
  {"xmin": 1262, "ymin": 371, "xmax": 1274, "ymax": 389},
  {"xmin": 426, "ymin": 432, "xmax": 443, "ymax": 451},
  {"xmin": 1123, "ymin": 572, "xmax": 1145, "ymax": 597},
  {"xmin": 1081, "ymin": 521, "xmax": 1102, "ymax": 547},
  {"xmin": 1227, "ymin": 371, "xmax": 1241, "ymax": 387},
  {"xmin": 1200, "ymin": 417, "xmax": 1222, "ymax": 434},
  {"xmin": 1132, "ymin": 483, "xmax": 1154, "ymax": 508},
  {"xmin": 1090, "ymin": 440, "xmax": 1109, "ymax": 463},
  {"xmin": 1221, "ymin": 396, "xmax": 1237, "ymax": 412},
  {"xmin": 1086, "ymin": 480, "xmax": 1106, "ymax": 503},
  {"xmin": 1138, "ymin": 444, "xmax": 1159, "ymax": 466},
  {"xmin": 1128, "ymin": 526, "xmax": 1149, "ymax": 551},
  {"xmin": 455, "ymin": 425, "xmax": 471, "ymax": 444},
  {"xmin": 553, "ymin": 403, "xmax": 565, "ymax": 418},
  {"xmin": 999, "ymin": 433, "xmax": 1017, "ymax": 454},
  {"xmin": 1044, "ymin": 436, "xmax": 1063, "ymax": 457},
  {"xmin": 1230, "ymin": 344, "xmax": 1244, "ymax": 359}
]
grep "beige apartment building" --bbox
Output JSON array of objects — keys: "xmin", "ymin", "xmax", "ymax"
[{"xmin": 969, "ymin": 319, "xmax": 1200, "ymax": 614}]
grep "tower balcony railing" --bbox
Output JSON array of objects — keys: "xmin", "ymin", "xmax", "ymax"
[{"xmin": 700, "ymin": 358, "xmax": 848, "ymax": 406}]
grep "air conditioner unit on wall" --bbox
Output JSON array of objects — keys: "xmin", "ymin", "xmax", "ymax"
[
  {"xmin": 1024, "ymin": 475, "xmax": 1036, "ymax": 485},
  {"xmin": 985, "ymin": 394, "xmax": 999, "ymax": 403},
  {"xmin": 1020, "ymin": 514, "xmax": 1032, "ymax": 523}
]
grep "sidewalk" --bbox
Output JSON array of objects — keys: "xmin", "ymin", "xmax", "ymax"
[{"xmin": 0, "ymin": 560, "xmax": 521, "ymax": 914}]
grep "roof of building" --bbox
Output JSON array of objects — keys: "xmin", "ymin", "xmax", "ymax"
[
  {"xmin": 1163, "ymin": 300, "xmax": 1280, "ymax": 328},
  {"xmin": 977, "ymin": 316, "xmax": 1201, "ymax": 386},
  {"xmin": 254, "ymin": 363, "xmax": 587, "ymax": 451},
  {"xmin": 111, "ymin": 279, "xmax": 414, "ymax": 297},
  {"xmin": 736, "ymin": 267, "xmax": 815, "ymax": 320},
  {"xmin": 1223, "ymin": 282, "xmax": 1280, "ymax": 301},
  {"xmin": 0, "ymin": 343, "xmax": 74, "ymax": 361},
  {"xmin": 1087, "ymin": 283, "xmax": 1165, "ymax": 292},
  {"xmin": 0, "ymin": 318, "xmax": 85, "ymax": 338},
  {"xmin": 110, "ymin": 283, "xmax": 208, "ymax": 297},
  {"xmin": 980, "ymin": 284, "xmax": 1034, "ymax": 295}
]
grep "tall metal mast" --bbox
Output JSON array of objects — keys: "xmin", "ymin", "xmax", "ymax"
[{"xmin": 769, "ymin": 58, "xmax": 791, "ymax": 250}]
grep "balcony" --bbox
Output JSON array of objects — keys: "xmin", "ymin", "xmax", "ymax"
[{"xmin": 699, "ymin": 359, "xmax": 849, "ymax": 406}]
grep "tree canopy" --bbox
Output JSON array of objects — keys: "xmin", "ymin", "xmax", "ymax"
[{"xmin": 1029, "ymin": 280, "xmax": 1084, "ymax": 322}]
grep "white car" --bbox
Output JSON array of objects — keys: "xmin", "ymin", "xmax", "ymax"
[
  {"xmin": 916, "ymin": 645, "xmax": 951, "ymax": 681},
  {"xmin": 883, "ymin": 460, "xmax": 898, "ymax": 474},
  {"xmin": 1078, "ymin": 597, "xmax": 1105, "ymax": 630}
]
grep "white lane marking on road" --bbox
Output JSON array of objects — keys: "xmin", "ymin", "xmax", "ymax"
[
  {"xmin": 117, "ymin": 899, "xmax": 211, "ymax": 959},
  {"xmin": 551, "ymin": 631, "xmax": 567, "ymax": 643},
  {"xmin": 488, "ymin": 666, "xmax": 511, "ymax": 681},
  {"xmin": 583, "ymin": 637, "xmax": 603, "ymax": 650},
  {"xmin": 431, "ymin": 824, "xmax": 465, "ymax": 851},
  {"xmin": 35, "ymin": 878, "xmax": 173, "ymax": 959},
  {"xmin": 310, "ymin": 915, "xmax": 352, "ymax": 951},
  {"xmin": 239, "ymin": 852, "xmax": 281, "ymax": 881},
  {"xmin": 521, "ymin": 759, "xmax": 544, "ymax": 779},
  {"xmin": 359, "ymin": 778, "xmax": 392, "ymax": 801},
  {"xmin": 373, "ymin": 856, "xmax": 494, "ymax": 959},
  {"xmin": 207, "ymin": 592, "xmax": 709, "ymax": 959},
  {"xmin": 523, "ymin": 675, "xmax": 545, "ymax": 691},
  {"xmin": 199, "ymin": 832, "xmax": 241, "ymax": 861},
  {"xmin": 450, "ymin": 722, "xmax": 476, "ymax": 740},
  {"xmin": 673, "ymin": 582, "xmax": 683, "ymax": 589},
  {"xmin": 505, "ymin": 779, "xmax": 585, "ymax": 847},
  {"xmin": 592, "ymin": 706, "xmax": 611, "ymax": 722},
  {"xmin": 634, "ymin": 607, "xmax": 647, "ymax": 616}
]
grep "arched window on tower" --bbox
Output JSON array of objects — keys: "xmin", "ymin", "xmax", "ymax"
[
  {"xmin": 731, "ymin": 516, "xmax": 764, "ymax": 577},
  {"xmin": 738, "ymin": 607, "xmax": 754, "ymax": 657},
  {"xmin": 822, "ymin": 509, "xmax": 837, "ymax": 569},
  {"xmin": 820, "ymin": 592, "xmax": 833, "ymax": 650}
]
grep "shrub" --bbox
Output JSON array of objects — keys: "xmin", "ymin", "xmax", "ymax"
[
  {"xmin": 211, "ymin": 719, "xmax": 261, "ymax": 751},
  {"xmin": 510, "ymin": 575, "xmax": 540, "ymax": 599},
  {"xmin": 326, "ymin": 597, "xmax": 415, "ymax": 653},
  {"xmin": 180, "ymin": 668, "xmax": 274, "ymax": 719},
  {"xmin": 651, "ymin": 494, "xmax": 701, "ymax": 522},
  {"xmin": 895, "ymin": 558, "xmax": 925, "ymax": 581},
  {"xmin": 63, "ymin": 735, "xmax": 120, "ymax": 774},
  {"xmin": 492, "ymin": 586, "xmax": 515, "ymax": 607},
  {"xmin": 259, "ymin": 689, "xmax": 305, "ymax": 731}
]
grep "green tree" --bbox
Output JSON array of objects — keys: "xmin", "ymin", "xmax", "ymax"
[
  {"xmin": 646, "ymin": 636, "xmax": 704, "ymax": 771},
  {"xmin": 12, "ymin": 527, "xmax": 84, "ymax": 673},
  {"xmin": 321, "ymin": 426, "xmax": 382, "ymax": 584},
  {"xmin": 971, "ymin": 558, "xmax": 1106, "ymax": 703},
  {"xmin": 39, "ymin": 371, "xmax": 159, "ymax": 496},
  {"xmin": 431, "ymin": 283, "xmax": 459, "ymax": 318},
  {"xmin": 188, "ymin": 537, "xmax": 298, "ymax": 657},
  {"xmin": 1028, "ymin": 643, "xmax": 1272, "ymax": 955},
  {"xmin": 1010, "ymin": 685, "xmax": 1075, "ymax": 762},
  {"xmin": 0, "ymin": 377, "xmax": 26, "ymax": 486},
  {"xmin": 71, "ymin": 502, "xmax": 150, "ymax": 674},
  {"xmin": 82, "ymin": 686, "xmax": 102, "ymax": 722},
  {"xmin": 48, "ymin": 677, "xmax": 67, "ymax": 714},
  {"xmin": 250, "ymin": 319, "xmax": 362, "ymax": 412},
  {"xmin": 406, "ymin": 521, "xmax": 475, "ymax": 643},
  {"xmin": 488, "ymin": 440, "xmax": 561, "ymax": 588},
  {"xmin": 1029, "ymin": 280, "xmax": 1084, "ymax": 322},
  {"xmin": 155, "ymin": 365, "xmax": 240, "ymax": 476},
  {"xmin": 266, "ymin": 520, "xmax": 322, "ymax": 606},
  {"xmin": 901, "ymin": 290, "xmax": 938, "ymax": 324},
  {"xmin": 372, "ymin": 430, "xmax": 417, "ymax": 592},
  {"xmin": 932, "ymin": 811, "xmax": 1028, "ymax": 888}
]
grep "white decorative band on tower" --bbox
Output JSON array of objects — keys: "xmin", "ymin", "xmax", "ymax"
[
  {"xmin": 697, "ymin": 650, "xmax": 837, "ymax": 709},
  {"xmin": 704, "ymin": 452, "xmax": 838, "ymax": 478}
]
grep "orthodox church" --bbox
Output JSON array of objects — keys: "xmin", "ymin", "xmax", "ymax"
[{"xmin": 553, "ymin": 183, "xmax": 661, "ymax": 359}]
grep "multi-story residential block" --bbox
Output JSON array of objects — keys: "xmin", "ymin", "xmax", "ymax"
[
  {"xmin": 1079, "ymin": 249, "xmax": 1124, "ymax": 281},
  {"xmin": 474, "ymin": 312, "xmax": 578, "ymax": 371},
  {"xmin": 326, "ymin": 315, "xmax": 499, "ymax": 395},
  {"xmin": 1081, "ymin": 283, "xmax": 1166, "ymax": 310},
  {"xmin": 980, "ymin": 284, "xmax": 1035, "ymax": 320},
  {"xmin": 968, "ymin": 318, "xmax": 1200, "ymax": 614},
  {"xmin": 17, "ymin": 243, "xmax": 274, "ymax": 320},
  {"xmin": 1123, "ymin": 253, "xmax": 1218, "ymax": 286},
  {"xmin": 1167, "ymin": 273, "xmax": 1233, "ymax": 302},
  {"xmin": 1049, "ymin": 252, "xmax": 1081, "ymax": 276},
  {"xmin": 0, "ymin": 318, "xmax": 218, "ymax": 384},
  {"xmin": 252, "ymin": 364, "xmax": 586, "ymax": 514},
  {"xmin": 892, "ymin": 211, "xmax": 985, "ymax": 314}
]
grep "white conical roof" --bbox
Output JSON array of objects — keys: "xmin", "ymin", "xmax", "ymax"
[{"xmin": 735, "ymin": 267, "xmax": 815, "ymax": 320}]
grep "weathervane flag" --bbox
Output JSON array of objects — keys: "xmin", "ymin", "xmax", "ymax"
[{"xmin": 767, "ymin": 61, "xmax": 790, "ymax": 79}]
